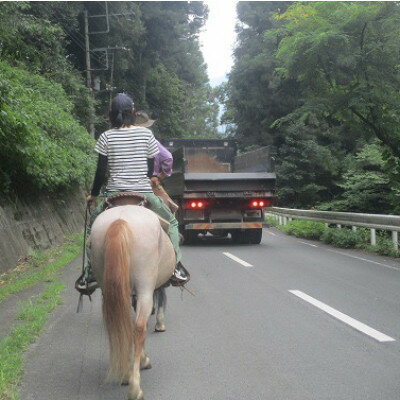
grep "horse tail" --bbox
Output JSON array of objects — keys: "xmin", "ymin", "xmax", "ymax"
[{"xmin": 102, "ymin": 219, "xmax": 133, "ymax": 382}]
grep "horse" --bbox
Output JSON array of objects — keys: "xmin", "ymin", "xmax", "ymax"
[{"xmin": 90, "ymin": 204, "xmax": 176, "ymax": 400}]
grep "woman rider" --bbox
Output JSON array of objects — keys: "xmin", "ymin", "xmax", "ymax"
[{"xmin": 75, "ymin": 93, "xmax": 189, "ymax": 295}]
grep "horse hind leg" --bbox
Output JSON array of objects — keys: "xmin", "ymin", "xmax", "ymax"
[
  {"xmin": 128, "ymin": 295, "xmax": 152, "ymax": 400},
  {"xmin": 154, "ymin": 287, "xmax": 167, "ymax": 332}
]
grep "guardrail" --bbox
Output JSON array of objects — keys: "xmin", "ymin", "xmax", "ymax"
[{"xmin": 266, "ymin": 207, "xmax": 400, "ymax": 250}]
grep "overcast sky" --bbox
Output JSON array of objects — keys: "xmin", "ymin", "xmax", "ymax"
[{"xmin": 199, "ymin": 1, "xmax": 238, "ymax": 87}]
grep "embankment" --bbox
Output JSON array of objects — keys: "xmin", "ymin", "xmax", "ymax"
[{"xmin": 0, "ymin": 191, "xmax": 85, "ymax": 273}]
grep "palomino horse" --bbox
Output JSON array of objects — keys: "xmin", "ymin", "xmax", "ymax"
[{"xmin": 90, "ymin": 204, "xmax": 175, "ymax": 400}]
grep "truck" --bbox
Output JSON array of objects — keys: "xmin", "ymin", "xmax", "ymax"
[{"xmin": 161, "ymin": 139, "xmax": 276, "ymax": 244}]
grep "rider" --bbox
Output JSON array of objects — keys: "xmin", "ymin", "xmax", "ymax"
[
  {"xmin": 134, "ymin": 111, "xmax": 179, "ymax": 214},
  {"xmin": 75, "ymin": 93, "xmax": 190, "ymax": 296}
]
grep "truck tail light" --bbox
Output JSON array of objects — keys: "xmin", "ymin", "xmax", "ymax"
[
  {"xmin": 250, "ymin": 199, "xmax": 270, "ymax": 208},
  {"xmin": 186, "ymin": 200, "xmax": 206, "ymax": 209}
]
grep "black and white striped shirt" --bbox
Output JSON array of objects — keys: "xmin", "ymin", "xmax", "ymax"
[{"xmin": 94, "ymin": 127, "xmax": 159, "ymax": 193}]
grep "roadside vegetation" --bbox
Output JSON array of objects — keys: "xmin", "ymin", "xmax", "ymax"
[
  {"xmin": 0, "ymin": 234, "xmax": 82, "ymax": 400},
  {"xmin": 222, "ymin": 2, "xmax": 400, "ymax": 214},
  {"xmin": 266, "ymin": 217, "xmax": 400, "ymax": 258},
  {"xmin": 0, "ymin": 234, "xmax": 82, "ymax": 302},
  {"xmin": 0, "ymin": 282, "xmax": 65, "ymax": 400},
  {"xmin": 0, "ymin": 2, "xmax": 219, "ymax": 200}
]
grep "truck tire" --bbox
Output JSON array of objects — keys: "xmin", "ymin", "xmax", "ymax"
[
  {"xmin": 231, "ymin": 230, "xmax": 246, "ymax": 244},
  {"xmin": 245, "ymin": 228, "xmax": 262, "ymax": 244},
  {"xmin": 182, "ymin": 230, "xmax": 197, "ymax": 245}
]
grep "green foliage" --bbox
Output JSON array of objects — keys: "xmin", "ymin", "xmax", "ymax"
[
  {"xmin": 83, "ymin": 1, "xmax": 218, "ymax": 138},
  {"xmin": 0, "ymin": 2, "xmax": 94, "ymax": 128},
  {"xmin": 0, "ymin": 62, "xmax": 95, "ymax": 195},
  {"xmin": 319, "ymin": 143, "xmax": 395, "ymax": 213},
  {"xmin": 0, "ymin": 282, "xmax": 65, "ymax": 400},
  {"xmin": 0, "ymin": 233, "xmax": 82, "ymax": 303},
  {"xmin": 281, "ymin": 220, "xmax": 326, "ymax": 240},
  {"xmin": 374, "ymin": 237, "xmax": 400, "ymax": 258},
  {"xmin": 279, "ymin": 218, "xmax": 399, "ymax": 257},
  {"xmin": 223, "ymin": 2, "xmax": 400, "ymax": 212},
  {"xmin": 321, "ymin": 228, "xmax": 361, "ymax": 248}
]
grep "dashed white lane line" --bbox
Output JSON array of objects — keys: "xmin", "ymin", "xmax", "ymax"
[
  {"xmin": 223, "ymin": 252, "xmax": 253, "ymax": 268},
  {"xmin": 266, "ymin": 231, "xmax": 277, "ymax": 236},
  {"xmin": 289, "ymin": 290, "xmax": 396, "ymax": 343},
  {"xmin": 298, "ymin": 241, "xmax": 318, "ymax": 247}
]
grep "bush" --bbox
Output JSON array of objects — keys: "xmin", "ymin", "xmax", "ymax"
[
  {"xmin": 375, "ymin": 235, "xmax": 400, "ymax": 258},
  {"xmin": 321, "ymin": 228, "xmax": 360, "ymax": 248},
  {"xmin": 278, "ymin": 217, "xmax": 399, "ymax": 258},
  {"xmin": 281, "ymin": 220, "xmax": 326, "ymax": 239},
  {"xmin": 0, "ymin": 61, "xmax": 95, "ymax": 195}
]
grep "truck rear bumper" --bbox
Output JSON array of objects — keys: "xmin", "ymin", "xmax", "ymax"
[{"xmin": 185, "ymin": 222, "xmax": 264, "ymax": 230}]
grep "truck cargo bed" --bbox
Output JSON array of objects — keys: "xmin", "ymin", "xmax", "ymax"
[{"xmin": 183, "ymin": 172, "xmax": 276, "ymax": 192}]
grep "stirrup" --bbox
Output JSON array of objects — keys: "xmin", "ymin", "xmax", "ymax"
[
  {"xmin": 170, "ymin": 262, "xmax": 190, "ymax": 287},
  {"xmin": 75, "ymin": 274, "xmax": 98, "ymax": 296}
]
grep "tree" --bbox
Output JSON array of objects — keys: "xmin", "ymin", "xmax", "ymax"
[{"xmin": 275, "ymin": 2, "xmax": 400, "ymax": 157}]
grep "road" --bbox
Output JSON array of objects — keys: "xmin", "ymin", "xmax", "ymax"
[{"xmin": 21, "ymin": 228, "xmax": 400, "ymax": 400}]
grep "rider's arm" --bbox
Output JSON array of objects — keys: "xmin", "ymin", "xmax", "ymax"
[
  {"xmin": 91, "ymin": 154, "xmax": 108, "ymax": 196},
  {"xmin": 147, "ymin": 157, "xmax": 155, "ymax": 179}
]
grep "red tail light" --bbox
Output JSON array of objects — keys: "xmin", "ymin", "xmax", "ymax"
[
  {"xmin": 186, "ymin": 200, "xmax": 206, "ymax": 209},
  {"xmin": 250, "ymin": 199, "xmax": 270, "ymax": 208}
]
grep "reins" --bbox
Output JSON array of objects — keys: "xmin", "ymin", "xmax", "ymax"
[{"xmin": 76, "ymin": 203, "xmax": 91, "ymax": 313}]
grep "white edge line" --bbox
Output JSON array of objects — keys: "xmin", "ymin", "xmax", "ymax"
[
  {"xmin": 298, "ymin": 241, "xmax": 318, "ymax": 247},
  {"xmin": 293, "ymin": 238, "xmax": 398, "ymax": 271},
  {"xmin": 223, "ymin": 252, "xmax": 253, "ymax": 268},
  {"xmin": 266, "ymin": 231, "xmax": 277, "ymax": 236},
  {"xmin": 289, "ymin": 290, "xmax": 395, "ymax": 343},
  {"xmin": 325, "ymin": 249, "xmax": 400, "ymax": 271}
]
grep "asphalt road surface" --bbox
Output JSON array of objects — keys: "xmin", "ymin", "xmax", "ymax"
[{"xmin": 21, "ymin": 228, "xmax": 400, "ymax": 400}]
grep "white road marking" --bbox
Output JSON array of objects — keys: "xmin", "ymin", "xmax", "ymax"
[
  {"xmin": 298, "ymin": 241, "xmax": 318, "ymax": 247},
  {"xmin": 325, "ymin": 249, "xmax": 400, "ymax": 271},
  {"xmin": 289, "ymin": 290, "xmax": 396, "ymax": 343},
  {"xmin": 223, "ymin": 252, "xmax": 253, "ymax": 268},
  {"xmin": 266, "ymin": 231, "xmax": 277, "ymax": 236}
]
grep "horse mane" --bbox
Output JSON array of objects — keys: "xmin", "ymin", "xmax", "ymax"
[{"xmin": 102, "ymin": 219, "xmax": 133, "ymax": 382}]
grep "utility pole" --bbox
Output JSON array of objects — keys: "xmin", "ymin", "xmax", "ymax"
[
  {"xmin": 84, "ymin": 2, "xmax": 134, "ymax": 135},
  {"xmin": 84, "ymin": 9, "xmax": 95, "ymax": 137}
]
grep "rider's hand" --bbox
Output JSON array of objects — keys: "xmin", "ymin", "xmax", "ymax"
[
  {"xmin": 158, "ymin": 172, "xmax": 167, "ymax": 180},
  {"xmin": 86, "ymin": 194, "xmax": 97, "ymax": 205},
  {"xmin": 150, "ymin": 176, "xmax": 159, "ymax": 185}
]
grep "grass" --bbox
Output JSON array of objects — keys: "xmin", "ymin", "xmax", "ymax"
[
  {"xmin": 272, "ymin": 218, "xmax": 400, "ymax": 258},
  {"xmin": 0, "ymin": 234, "xmax": 82, "ymax": 302},
  {"xmin": 0, "ymin": 282, "xmax": 65, "ymax": 400}
]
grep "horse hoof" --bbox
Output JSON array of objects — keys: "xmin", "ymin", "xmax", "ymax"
[
  {"xmin": 129, "ymin": 389, "xmax": 144, "ymax": 400},
  {"xmin": 155, "ymin": 324, "xmax": 166, "ymax": 332},
  {"xmin": 141, "ymin": 357, "xmax": 152, "ymax": 370}
]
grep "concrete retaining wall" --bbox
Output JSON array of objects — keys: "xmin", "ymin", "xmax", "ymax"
[{"xmin": 0, "ymin": 190, "xmax": 86, "ymax": 273}]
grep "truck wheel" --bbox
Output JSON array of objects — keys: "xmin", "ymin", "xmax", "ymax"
[
  {"xmin": 182, "ymin": 230, "xmax": 197, "ymax": 245},
  {"xmin": 245, "ymin": 228, "xmax": 262, "ymax": 244},
  {"xmin": 231, "ymin": 230, "xmax": 245, "ymax": 244}
]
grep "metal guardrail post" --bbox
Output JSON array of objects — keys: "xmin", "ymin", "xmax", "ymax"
[
  {"xmin": 392, "ymin": 231, "xmax": 398, "ymax": 251},
  {"xmin": 370, "ymin": 228, "xmax": 376, "ymax": 246}
]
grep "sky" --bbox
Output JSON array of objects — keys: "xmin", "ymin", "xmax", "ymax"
[{"xmin": 199, "ymin": 1, "xmax": 238, "ymax": 87}]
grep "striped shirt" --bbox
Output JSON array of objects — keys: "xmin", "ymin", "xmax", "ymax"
[{"xmin": 94, "ymin": 127, "xmax": 159, "ymax": 193}]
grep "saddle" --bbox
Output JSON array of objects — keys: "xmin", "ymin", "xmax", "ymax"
[{"xmin": 105, "ymin": 192, "xmax": 170, "ymax": 232}]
